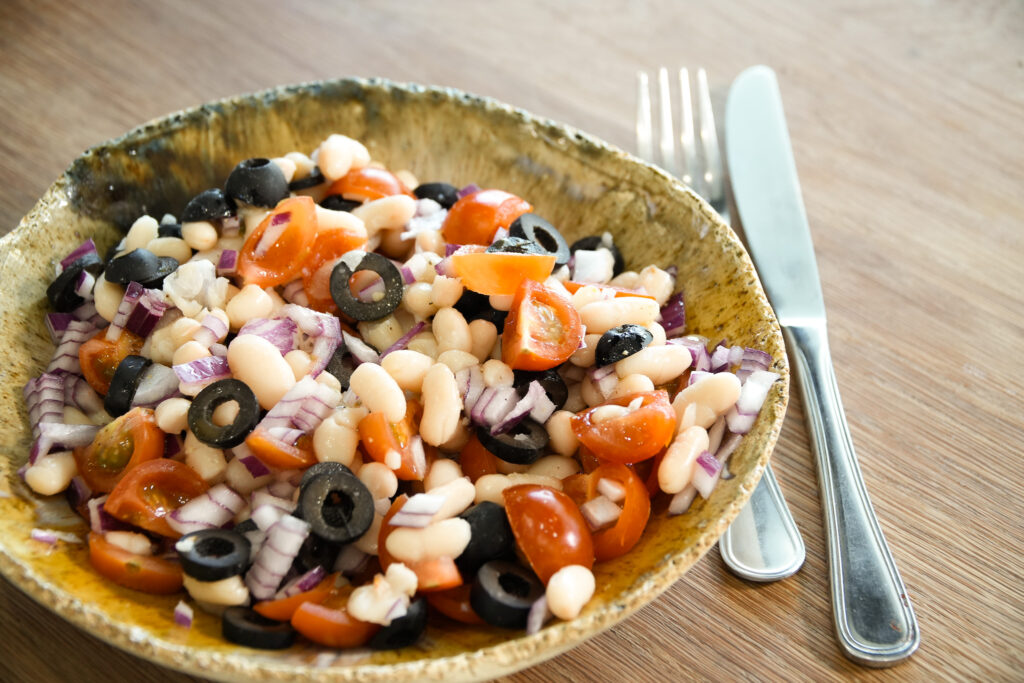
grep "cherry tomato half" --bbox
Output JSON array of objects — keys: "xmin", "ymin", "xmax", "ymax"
[
  {"xmin": 301, "ymin": 224, "xmax": 369, "ymax": 313},
  {"xmin": 87, "ymin": 531, "xmax": 183, "ymax": 594},
  {"xmin": 79, "ymin": 328, "xmax": 145, "ymax": 395},
  {"xmin": 326, "ymin": 166, "xmax": 413, "ymax": 203},
  {"xmin": 451, "ymin": 249, "xmax": 556, "ymax": 297},
  {"xmin": 290, "ymin": 582, "xmax": 380, "ymax": 648},
  {"xmin": 425, "ymin": 583, "xmax": 485, "ymax": 625},
  {"xmin": 358, "ymin": 401, "xmax": 426, "ymax": 481},
  {"xmin": 501, "ymin": 278, "xmax": 584, "ymax": 371},
  {"xmin": 254, "ymin": 573, "xmax": 339, "ymax": 622},
  {"xmin": 245, "ymin": 428, "xmax": 317, "ymax": 470},
  {"xmin": 458, "ymin": 434, "xmax": 500, "ymax": 482},
  {"xmin": 502, "ymin": 484, "xmax": 594, "ymax": 584},
  {"xmin": 570, "ymin": 390, "xmax": 676, "ymax": 464},
  {"xmin": 104, "ymin": 458, "xmax": 209, "ymax": 537},
  {"xmin": 440, "ymin": 189, "xmax": 532, "ymax": 245},
  {"xmin": 378, "ymin": 495, "xmax": 463, "ymax": 592},
  {"xmin": 237, "ymin": 196, "xmax": 318, "ymax": 287},
  {"xmin": 73, "ymin": 407, "xmax": 163, "ymax": 493},
  {"xmin": 585, "ymin": 463, "xmax": 651, "ymax": 562}
]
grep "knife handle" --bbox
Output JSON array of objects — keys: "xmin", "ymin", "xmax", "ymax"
[{"xmin": 784, "ymin": 323, "xmax": 920, "ymax": 666}]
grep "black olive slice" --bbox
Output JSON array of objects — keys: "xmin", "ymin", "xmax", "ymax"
[
  {"xmin": 157, "ymin": 223, "xmax": 183, "ymax": 239},
  {"xmin": 299, "ymin": 461, "xmax": 354, "ymax": 489},
  {"xmin": 510, "ymin": 213, "xmax": 571, "ymax": 266},
  {"xmin": 104, "ymin": 248, "xmax": 161, "ymax": 285},
  {"xmin": 476, "ymin": 419, "xmax": 548, "ymax": 465},
  {"xmin": 319, "ymin": 195, "xmax": 361, "ymax": 212},
  {"xmin": 453, "ymin": 289, "xmax": 508, "ymax": 327},
  {"xmin": 181, "ymin": 188, "xmax": 236, "ymax": 223},
  {"xmin": 570, "ymin": 235, "xmax": 625, "ymax": 276},
  {"xmin": 594, "ymin": 324, "xmax": 654, "ymax": 367},
  {"xmin": 470, "ymin": 560, "xmax": 544, "ymax": 630},
  {"xmin": 329, "ymin": 251, "xmax": 404, "ymax": 321},
  {"xmin": 413, "ymin": 182, "xmax": 459, "ymax": 209},
  {"xmin": 222, "ymin": 606, "xmax": 296, "ymax": 649},
  {"xmin": 323, "ymin": 344, "xmax": 353, "ymax": 391},
  {"xmin": 486, "ymin": 235, "xmax": 546, "ymax": 255},
  {"xmin": 296, "ymin": 534, "xmax": 342, "ymax": 573},
  {"xmin": 187, "ymin": 379, "xmax": 261, "ymax": 448},
  {"xmin": 104, "ymin": 355, "xmax": 152, "ymax": 417},
  {"xmin": 176, "ymin": 529, "xmax": 251, "ymax": 581},
  {"xmin": 456, "ymin": 502, "xmax": 515, "ymax": 576},
  {"xmin": 139, "ymin": 256, "xmax": 180, "ymax": 289},
  {"xmin": 369, "ymin": 597, "xmax": 428, "ymax": 650},
  {"xmin": 225, "ymin": 158, "xmax": 289, "ymax": 208},
  {"xmin": 233, "ymin": 519, "xmax": 258, "ymax": 534},
  {"xmin": 46, "ymin": 254, "xmax": 102, "ymax": 312},
  {"xmin": 513, "ymin": 368, "xmax": 568, "ymax": 411},
  {"xmin": 289, "ymin": 166, "xmax": 325, "ymax": 191},
  {"xmin": 299, "ymin": 468, "xmax": 374, "ymax": 543}
]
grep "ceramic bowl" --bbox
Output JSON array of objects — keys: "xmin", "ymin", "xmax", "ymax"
[{"xmin": 0, "ymin": 78, "xmax": 788, "ymax": 681}]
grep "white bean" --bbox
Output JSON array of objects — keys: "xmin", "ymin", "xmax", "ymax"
[
  {"xmin": 146, "ymin": 236, "xmax": 192, "ymax": 263},
  {"xmin": 358, "ymin": 314, "xmax": 406, "ymax": 352},
  {"xmin": 527, "ymin": 455, "xmax": 580, "ymax": 479},
  {"xmin": 226, "ymin": 284, "xmax": 274, "ymax": 330},
  {"xmin": 563, "ymin": 383, "xmax": 586, "ymax": 412},
  {"xmin": 227, "ymin": 334, "xmax": 297, "ymax": 409},
  {"xmin": 431, "ymin": 276, "xmax": 464, "ymax": 308},
  {"xmin": 570, "ymin": 284, "xmax": 613, "ymax": 310},
  {"xmin": 381, "ymin": 349, "xmax": 434, "ymax": 391},
  {"xmin": 181, "ymin": 221, "xmax": 219, "ymax": 251},
  {"xmin": 384, "ymin": 518, "xmax": 472, "ymax": 564},
  {"xmin": 425, "ymin": 477, "xmax": 476, "ymax": 520},
  {"xmin": 313, "ymin": 410, "xmax": 363, "ymax": 466},
  {"xmin": 614, "ymin": 345, "xmax": 692, "ymax": 385},
  {"xmin": 93, "ymin": 273, "xmax": 125, "ymax": 322},
  {"xmin": 394, "ymin": 169, "xmax": 418, "ymax": 189},
  {"xmin": 436, "ymin": 349, "xmax": 478, "ymax": 375},
  {"xmin": 578, "ymin": 297, "xmax": 661, "ymax": 335},
  {"xmin": 353, "ymin": 512, "xmax": 383, "ymax": 555},
  {"xmin": 352, "ymin": 195, "xmax": 417, "ymax": 237},
  {"xmin": 170, "ymin": 317, "xmax": 203, "ymax": 347},
  {"xmin": 473, "ymin": 473, "xmax": 563, "ymax": 506},
  {"xmin": 406, "ymin": 331, "xmax": 438, "ymax": 358},
  {"xmin": 285, "ymin": 349, "xmax": 313, "ymax": 380},
  {"xmin": 349, "ymin": 363, "xmax": 406, "ymax": 423},
  {"xmin": 609, "ymin": 270, "xmax": 641, "ymax": 289},
  {"xmin": 172, "ymin": 340, "xmax": 211, "ymax": 367},
  {"xmin": 182, "ymin": 575, "xmax": 249, "ymax": 606},
  {"xmin": 638, "ymin": 265, "xmax": 675, "ymax": 305},
  {"xmin": 419, "ymin": 363, "xmax": 462, "ymax": 446},
  {"xmin": 610, "ymin": 373, "xmax": 655, "ymax": 399},
  {"xmin": 155, "ymin": 397, "xmax": 191, "ymax": 434},
  {"xmin": 425, "ymin": 458, "xmax": 463, "ymax": 491},
  {"xmin": 270, "ymin": 156, "xmax": 297, "ymax": 183},
  {"xmin": 672, "ymin": 372, "xmax": 742, "ymax": 430},
  {"xmin": 546, "ymin": 565, "xmax": 596, "ymax": 620},
  {"xmin": 317, "ymin": 134, "xmax": 356, "ymax": 181},
  {"xmin": 439, "ymin": 419, "xmax": 472, "ymax": 452},
  {"xmin": 545, "ymin": 410, "xmax": 580, "ymax": 456},
  {"xmin": 24, "ymin": 451, "xmax": 76, "ymax": 496},
  {"xmin": 212, "ymin": 400, "xmax": 240, "ymax": 427},
  {"xmin": 645, "ymin": 321, "xmax": 667, "ymax": 346},
  {"xmin": 433, "ymin": 307, "xmax": 472, "ymax": 354},
  {"xmin": 105, "ymin": 530, "xmax": 154, "ymax": 556},
  {"xmin": 315, "ymin": 205, "xmax": 368, "ymax": 237},
  {"xmin": 415, "ymin": 229, "xmax": 446, "ymax": 256},
  {"xmin": 570, "ymin": 333, "xmax": 601, "ymax": 367},
  {"xmin": 285, "ymin": 151, "xmax": 315, "ymax": 178},
  {"xmin": 358, "ymin": 461, "xmax": 399, "ymax": 500},
  {"xmin": 659, "ymin": 425, "xmax": 709, "ymax": 494},
  {"xmin": 481, "ymin": 359, "xmax": 514, "ymax": 387},
  {"xmin": 580, "ymin": 375, "xmax": 606, "ymax": 407},
  {"xmin": 496, "ymin": 460, "xmax": 530, "ymax": 475},
  {"xmin": 125, "ymin": 215, "xmax": 159, "ymax": 251},
  {"xmin": 488, "ymin": 293, "xmax": 514, "ymax": 311},
  {"xmin": 468, "ymin": 319, "xmax": 498, "ymax": 363},
  {"xmin": 402, "ymin": 282, "xmax": 437, "ymax": 320},
  {"xmin": 184, "ymin": 431, "xmax": 227, "ymax": 482}
]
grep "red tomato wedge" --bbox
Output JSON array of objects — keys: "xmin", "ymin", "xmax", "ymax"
[
  {"xmin": 425, "ymin": 583, "xmax": 485, "ymax": 625},
  {"xmin": 79, "ymin": 328, "xmax": 144, "ymax": 395},
  {"xmin": 245, "ymin": 428, "xmax": 317, "ymax": 470},
  {"xmin": 73, "ymin": 407, "xmax": 163, "ymax": 493},
  {"xmin": 570, "ymin": 390, "xmax": 676, "ymax": 464},
  {"xmin": 378, "ymin": 496, "xmax": 463, "ymax": 592},
  {"xmin": 458, "ymin": 434, "xmax": 500, "ymax": 482},
  {"xmin": 326, "ymin": 167, "xmax": 413, "ymax": 203},
  {"xmin": 561, "ymin": 280, "xmax": 657, "ymax": 301},
  {"xmin": 501, "ymin": 278, "xmax": 584, "ymax": 371},
  {"xmin": 451, "ymin": 248, "xmax": 556, "ymax": 296},
  {"xmin": 358, "ymin": 401, "xmax": 426, "ymax": 481},
  {"xmin": 502, "ymin": 484, "xmax": 594, "ymax": 584},
  {"xmin": 441, "ymin": 189, "xmax": 532, "ymax": 245},
  {"xmin": 238, "ymin": 196, "xmax": 318, "ymax": 287},
  {"xmin": 104, "ymin": 459, "xmax": 209, "ymax": 538},
  {"xmin": 301, "ymin": 224, "xmax": 369, "ymax": 313},
  {"xmin": 584, "ymin": 463, "xmax": 651, "ymax": 561},
  {"xmin": 290, "ymin": 583, "xmax": 380, "ymax": 648},
  {"xmin": 254, "ymin": 573, "xmax": 339, "ymax": 622},
  {"xmin": 87, "ymin": 531, "xmax": 183, "ymax": 594}
]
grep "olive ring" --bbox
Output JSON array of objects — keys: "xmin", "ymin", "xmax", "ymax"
[
  {"xmin": 187, "ymin": 378, "xmax": 261, "ymax": 448},
  {"xmin": 329, "ymin": 251, "xmax": 404, "ymax": 321}
]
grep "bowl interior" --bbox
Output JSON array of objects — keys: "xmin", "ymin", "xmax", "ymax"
[{"xmin": 0, "ymin": 79, "xmax": 788, "ymax": 682}]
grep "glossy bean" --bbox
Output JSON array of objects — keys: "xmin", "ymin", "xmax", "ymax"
[
  {"xmin": 349, "ymin": 362, "xmax": 406, "ymax": 423},
  {"xmin": 672, "ymin": 372, "xmax": 742, "ymax": 430},
  {"xmin": 155, "ymin": 397, "xmax": 191, "ymax": 434},
  {"xmin": 182, "ymin": 221, "xmax": 219, "ymax": 251},
  {"xmin": 468, "ymin": 319, "xmax": 498, "ymax": 363},
  {"xmin": 125, "ymin": 215, "xmax": 159, "ymax": 251},
  {"xmin": 146, "ymin": 236, "xmax": 193, "ymax": 263},
  {"xmin": 381, "ymin": 349, "xmax": 434, "ymax": 392},
  {"xmin": 226, "ymin": 334, "xmax": 297, "ymax": 409},
  {"xmin": 351, "ymin": 195, "xmax": 416, "ymax": 237},
  {"xmin": 432, "ymin": 307, "xmax": 472, "ymax": 354},
  {"xmin": 384, "ymin": 517, "xmax": 472, "ymax": 564},
  {"xmin": 659, "ymin": 425, "xmax": 709, "ymax": 494},
  {"xmin": 546, "ymin": 564, "xmax": 596, "ymax": 620},
  {"xmin": 614, "ymin": 345, "xmax": 692, "ymax": 385},
  {"xmin": 545, "ymin": 410, "xmax": 580, "ymax": 457},
  {"xmin": 419, "ymin": 363, "xmax": 462, "ymax": 447},
  {"xmin": 24, "ymin": 451, "xmax": 76, "ymax": 496},
  {"xmin": 358, "ymin": 461, "xmax": 399, "ymax": 501},
  {"xmin": 578, "ymin": 297, "xmax": 660, "ymax": 335},
  {"xmin": 424, "ymin": 458, "xmax": 463, "ymax": 491}
]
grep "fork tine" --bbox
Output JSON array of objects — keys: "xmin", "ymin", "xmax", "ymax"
[
  {"xmin": 696, "ymin": 68, "xmax": 725, "ymax": 215},
  {"xmin": 677, "ymin": 67, "xmax": 697, "ymax": 189},
  {"xmin": 636, "ymin": 71, "xmax": 653, "ymax": 164},
  {"xmin": 657, "ymin": 68, "xmax": 679, "ymax": 176}
]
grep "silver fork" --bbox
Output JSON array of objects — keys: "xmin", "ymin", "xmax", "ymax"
[{"xmin": 636, "ymin": 67, "xmax": 805, "ymax": 581}]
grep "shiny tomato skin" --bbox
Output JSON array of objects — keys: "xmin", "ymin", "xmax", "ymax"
[
  {"xmin": 104, "ymin": 458, "xmax": 209, "ymax": 537},
  {"xmin": 245, "ymin": 427, "xmax": 317, "ymax": 470},
  {"xmin": 458, "ymin": 435, "xmax": 500, "ymax": 482},
  {"xmin": 440, "ymin": 189, "xmax": 532, "ymax": 245},
  {"xmin": 301, "ymin": 224, "xmax": 368, "ymax": 313},
  {"xmin": 87, "ymin": 531, "xmax": 183, "ymax": 594},
  {"xmin": 79, "ymin": 328, "xmax": 144, "ymax": 395},
  {"xmin": 378, "ymin": 495, "xmax": 463, "ymax": 592},
  {"xmin": 570, "ymin": 391, "xmax": 676, "ymax": 464},
  {"xmin": 73, "ymin": 407, "xmax": 163, "ymax": 493},
  {"xmin": 291, "ymin": 600, "xmax": 379, "ymax": 648},
  {"xmin": 585, "ymin": 463, "xmax": 651, "ymax": 561},
  {"xmin": 451, "ymin": 250, "xmax": 556, "ymax": 296},
  {"xmin": 358, "ymin": 401, "xmax": 426, "ymax": 481},
  {"xmin": 254, "ymin": 573, "xmax": 337, "ymax": 622},
  {"xmin": 502, "ymin": 484, "xmax": 594, "ymax": 584},
  {"xmin": 425, "ymin": 583, "xmax": 485, "ymax": 625},
  {"xmin": 237, "ymin": 196, "xmax": 318, "ymax": 287},
  {"xmin": 326, "ymin": 167, "xmax": 413, "ymax": 203},
  {"xmin": 501, "ymin": 278, "xmax": 584, "ymax": 371}
]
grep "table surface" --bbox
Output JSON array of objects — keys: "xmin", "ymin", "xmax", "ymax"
[{"xmin": 1, "ymin": 0, "xmax": 1022, "ymax": 680}]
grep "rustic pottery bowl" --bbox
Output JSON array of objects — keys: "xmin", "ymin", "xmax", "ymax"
[{"xmin": 0, "ymin": 78, "xmax": 788, "ymax": 681}]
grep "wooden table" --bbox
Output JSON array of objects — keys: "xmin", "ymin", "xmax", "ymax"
[{"xmin": 2, "ymin": 0, "xmax": 1021, "ymax": 680}]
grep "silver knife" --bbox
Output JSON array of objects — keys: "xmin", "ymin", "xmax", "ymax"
[{"xmin": 725, "ymin": 65, "xmax": 920, "ymax": 666}]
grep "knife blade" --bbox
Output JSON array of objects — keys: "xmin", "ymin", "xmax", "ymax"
[{"xmin": 726, "ymin": 65, "xmax": 920, "ymax": 666}]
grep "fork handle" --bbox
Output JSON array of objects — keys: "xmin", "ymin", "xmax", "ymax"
[{"xmin": 785, "ymin": 322, "xmax": 920, "ymax": 666}]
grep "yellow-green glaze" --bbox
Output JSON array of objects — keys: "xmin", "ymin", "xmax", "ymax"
[{"xmin": 0, "ymin": 78, "xmax": 788, "ymax": 682}]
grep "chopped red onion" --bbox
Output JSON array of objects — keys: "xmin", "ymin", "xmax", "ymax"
[
  {"xmin": 693, "ymin": 451, "xmax": 722, "ymax": 499},
  {"xmin": 238, "ymin": 317, "xmax": 299, "ymax": 356},
  {"xmin": 399, "ymin": 265, "xmax": 416, "ymax": 284},
  {"xmin": 30, "ymin": 424, "xmax": 98, "ymax": 464},
  {"xmin": 459, "ymin": 365, "xmax": 486, "ymax": 413},
  {"xmin": 173, "ymin": 600, "xmax": 194, "ymax": 628},
  {"xmin": 434, "ymin": 255, "xmax": 456, "ymax": 278},
  {"xmin": 266, "ymin": 479, "xmax": 297, "ymax": 500},
  {"xmin": 390, "ymin": 493, "xmax": 444, "ymax": 528},
  {"xmin": 245, "ymin": 514, "xmax": 310, "ymax": 600},
  {"xmin": 444, "ymin": 243, "xmax": 462, "ymax": 258},
  {"xmin": 282, "ymin": 279, "xmax": 310, "ymax": 306},
  {"xmin": 688, "ymin": 370, "xmax": 713, "ymax": 386},
  {"xmin": 173, "ymin": 355, "xmax": 231, "ymax": 394},
  {"xmin": 166, "ymin": 483, "xmax": 246, "ymax": 536},
  {"xmin": 250, "ymin": 503, "xmax": 289, "ymax": 532},
  {"xmin": 71, "ymin": 300, "xmax": 106, "ymax": 328},
  {"xmin": 274, "ymin": 566, "xmax": 327, "ymax": 599},
  {"xmin": 30, "ymin": 528, "xmax": 58, "ymax": 545},
  {"xmin": 46, "ymin": 319, "xmax": 95, "ymax": 375},
  {"xmin": 596, "ymin": 477, "xmax": 626, "ymax": 503},
  {"xmin": 707, "ymin": 416, "xmax": 726, "ymax": 456},
  {"xmin": 588, "ymin": 364, "xmax": 618, "ymax": 401},
  {"xmin": 73, "ymin": 269, "xmax": 96, "ymax": 299},
  {"xmin": 580, "ymin": 495, "xmax": 622, "ymax": 531},
  {"xmin": 63, "ymin": 374, "xmax": 104, "ymax": 418},
  {"xmin": 659, "ymin": 291, "xmax": 686, "ymax": 337},
  {"xmin": 255, "ymin": 211, "xmax": 291, "ymax": 258},
  {"xmin": 106, "ymin": 282, "xmax": 145, "ymax": 341},
  {"xmin": 88, "ymin": 496, "xmax": 129, "ymax": 533},
  {"xmin": 45, "ymin": 313, "xmax": 75, "ymax": 344},
  {"xmin": 24, "ymin": 373, "xmax": 64, "ymax": 437},
  {"xmin": 65, "ymin": 476, "xmax": 92, "ymax": 510},
  {"xmin": 217, "ymin": 249, "xmax": 238, "ymax": 276},
  {"xmin": 251, "ymin": 490, "xmax": 297, "ymax": 515},
  {"xmin": 736, "ymin": 348, "xmax": 773, "ymax": 382},
  {"xmin": 192, "ymin": 313, "xmax": 228, "ymax": 350},
  {"xmin": 240, "ymin": 454, "xmax": 271, "ymax": 478},
  {"xmin": 725, "ymin": 370, "xmax": 779, "ymax": 434},
  {"xmin": 709, "ymin": 343, "xmax": 734, "ymax": 372},
  {"xmin": 526, "ymin": 595, "xmax": 553, "ymax": 635},
  {"xmin": 60, "ymin": 238, "xmax": 99, "ymax": 270},
  {"xmin": 668, "ymin": 335, "xmax": 711, "ymax": 372},
  {"xmin": 457, "ymin": 184, "xmax": 480, "ymax": 198},
  {"xmin": 343, "ymin": 330, "xmax": 379, "ymax": 365},
  {"xmin": 410, "ymin": 436, "xmax": 427, "ymax": 476},
  {"xmin": 164, "ymin": 432, "xmax": 183, "ymax": 459},
  {"xmin": 715, "ymin": 432, "xmax": 743, "ymax": 466},
  {"xmin": 668, "ymin": 485, "xmax": 698, "ymax": 515},
  {"xmin": 491, "ymin": 381, "xmax": 553, "ymax": 435},
  {"xmin": 380, "ymin": 321, "xmax": 427, "ymax": 358},
  {"xmin": 131, "ymin": 363, "xmax": 180, "ymax": 407}
]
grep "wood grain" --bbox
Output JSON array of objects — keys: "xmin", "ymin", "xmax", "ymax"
[{"xmin": 1, "ymin": 0, "xmax": 1022, "ymax": 681}]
